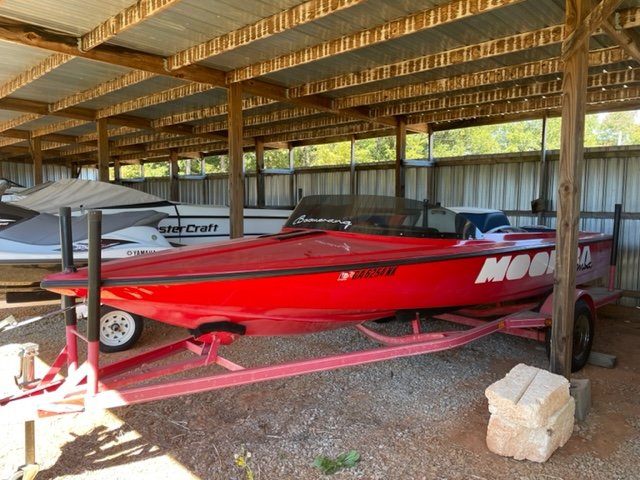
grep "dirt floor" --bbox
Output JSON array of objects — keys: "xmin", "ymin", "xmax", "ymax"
[{"xmin": 0, "ymin": 298, "xmax": 638, "ymax": 480}]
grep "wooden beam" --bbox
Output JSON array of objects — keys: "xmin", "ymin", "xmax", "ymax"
[
  {"xmin": 552, "ymin": 0, "xmax": 590, "ymax": 379},
  {"xmin": 80, "ymin": 0, "xmax": 181, "ymax": 51},
  {"xmin": 561, "ymin": 0, "xmax": 625, "ymax": 61},
  {"xmin": 0, "ymin": 16, "xmax": 226, "ymax": 85},
  {"xmin": 32, "ymin": 119, "xmax": 90, "ymax": 137},
  {"xmin": 169, "ymin": 149, "xmax": 179, "ymax": 202},
  {"xmin": 290, "ymin": 9, "xmax": 638, "ymax": 99},
  {"xmin": 228, "ymin": 82, "xmax": 244, "ymax": 238},
  {"xmin": 289, "ymin": 25, "xmax": 566, "ymax": 97},
  {"xmin": 97, "ymin": 118, "xmax": 110, "ymax": 181},
  {"xmin": 228, "ymin": 0, "xmax": 521, "ymax": 83},
  {"xmin": 602, "ymin": 18, "xmax": 640, "ymax": 63},
  {"xmin": 0, "ymin": 114, "xmax": 41, "ymax": 133},
  {"xmin": 338, "ymin": 47, "xmax": 629, "ymax": 109},
  {"xmin": 1, "ymin": 128, "xmax": 78, "ymax": 145},
  {"xmin": 96, "ymin": 81, "xmax": 215, "ymax": 119},
  {"xmin": 28, "ymin": 132, "xmax": 43, "ymax": 184},
  {"xmin": 51, "ymin": 70, "xmax": 155, "ymax": 112},
  {"xmin": 0, "ymin": 16, "xmax": 378, "ymax": 128},
  {"xmin": 0, "ymin": 53, "xmax": 72, "ymax": 99},
  {"xmin": 408, "ymin": 85, "xmax": 640, "ymax": 126},
  {"xmin": 168, "ymin": 0, "xmax": 366, "ymax": 70}
]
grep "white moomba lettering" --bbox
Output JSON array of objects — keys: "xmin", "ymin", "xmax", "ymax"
[{"xmin": 475, "ymin": 246, "xmax": 591, "ymax": 284}]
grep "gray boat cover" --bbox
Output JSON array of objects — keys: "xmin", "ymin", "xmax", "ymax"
[
  {"xmin": 0, "ymin": 208, "xmax": 168, "ymax": 246},
  {"xmin": 12, "ymin": 179, "xmax": 165, "ymax": 214}
]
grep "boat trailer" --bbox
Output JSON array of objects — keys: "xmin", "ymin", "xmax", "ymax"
[{"xmin": 1, "ymin": 207, "xmax": 623, "ymax": 479}]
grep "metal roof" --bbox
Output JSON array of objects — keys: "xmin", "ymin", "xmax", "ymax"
[{"xmin": 0, "ymin": 0, "xmax": 638, "ymax": 166}]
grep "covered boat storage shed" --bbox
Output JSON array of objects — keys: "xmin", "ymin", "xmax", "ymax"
[{"xmin": 0, "ymin": 1, "xmax": 639, "ymax": 478}]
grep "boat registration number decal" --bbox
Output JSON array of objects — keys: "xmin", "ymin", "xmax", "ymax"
[
  {"xmin": 338, "ymin": 266, "xmax": 397, "ymax": 281},
  {"xmin": 475, "ymin": 246, "xmax": 592, "ymax": 284}
]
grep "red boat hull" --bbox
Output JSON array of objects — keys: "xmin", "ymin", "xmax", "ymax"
[{"xmin": 42, "ymin": 229, "xmax": 613, "ymax": 336}]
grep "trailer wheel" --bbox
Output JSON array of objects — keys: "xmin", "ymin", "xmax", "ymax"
[
  {"xmin": 545, "ymin": 298, "xmax": 594, "ymax": 372},
  {"xmin": 99, "ymin": 306, "xmax": 144, "ymax": 353}
]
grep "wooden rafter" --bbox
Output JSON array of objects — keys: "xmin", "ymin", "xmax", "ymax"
[
  {"xmin": 0, "ymin": 53, "xmax": 71, "ymax": 99},
  {"xmin": 0, "ymin": 16, "xmax": 225, "ymax": 84},
  {"xmin": 0, "ymin": 16, "xmax": 396, "ymax": 130},
  {"xmin": 0, "ymin": 138, "xmax": 22, "ymax": 148},
  {"xmin": 337, "ymin": 47, "xmax": 629, "ymax": 110},
  {"xmin": 77, "ymin": 126, "xmax": 141, "ymax": 143},
  {"xmin": 152, "ymin": 97, "xmax": 276, "ymax": 128},
  {"xmin": 408, "ymin": 85, "xmax": 640, "ymax": 126},
  {"xmin": 227, "ymin": 0, "xmax": 521, "ymax": 83},
  {"xmin": 31, "ymin": 119, "xmax": 89, "ymax": 137},
  {"xmin": 0, "ymin": 113, "xmax": 41, "ymax": 133},
  {"xmin": 167, "ymin": 0, "xmax": 366, "ymax": 71},
  {"xmin": 372, "ymin": 68, "xmax": 640, "ymax": 117},
  {"xmin": 96, "ymin": 81, "xmax": 214, "ymax": 119},
  {"xmin": 289, "ymin": 25, "xmax": 566, "ymax": 97},
  {"xmin": 51, "ymin": 70, "xmax": 155, "ymax": 112},
  {"xmin": 80, "ymin": 0, "xmax": 183, "ymax": 51},
  {"xmin": 603, "ymin": 18, "xmax": 640, "ymax": 63},
  {"xmin": 289, "ymin": 9, "xmax": 639, "ymax": 99}
]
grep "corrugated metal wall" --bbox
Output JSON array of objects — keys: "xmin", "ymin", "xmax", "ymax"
[{"xmin": 3, "ymin": 146, "xmax": 639, "ymax": 303}]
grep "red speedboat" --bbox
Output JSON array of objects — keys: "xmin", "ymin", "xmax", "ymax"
[{"xmin": 41, "ymin": 195, "xmax": 613, "ymax": 337}]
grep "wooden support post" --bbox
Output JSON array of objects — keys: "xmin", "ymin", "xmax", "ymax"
[
  {"xmin": 97, "ymin": 118, "xmax": 110, "ymax": 182},
  {"xmin": 551, "ymin": 0, "xmax": 590, "ymax": 379},
  {"xmin": 113, "ymin": 159, "xmax": 121, "ymax": 183},
  {"xmin": 395, "ymin": 116, "xmax": 406, "ymax": 198},
  {"xmin": 28, "ymin": 132, "xmax": 43, "ymax": 185},
  {"xmin": 228, "ymin": 82, "xmax": 244, "ymax": 238},
  {"xmin": 289, "ymin": 145, "xmax": 297, "ymax": 205},
  {"xmin": 427, "ymin": 124, "xmax": 436, "ymax": 203},
  {"xmin": 169, "ymin": 149, "xmax": 179, "ymax": 202},
  {"xmin": 255, "ymin": 137, "xmax": 265, "ymax": 208}
]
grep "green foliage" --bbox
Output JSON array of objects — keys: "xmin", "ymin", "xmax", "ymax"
[
  {"xmin": 313, "ymin": 450, "xmax": 360, "ymax": 475},
  {"xmin": 233, "ymin": 447, "xmax": 254, "ymax": 480},
  {"xmin": 117, "ymin": 109, "xmax": 639, "ymax": 179}
]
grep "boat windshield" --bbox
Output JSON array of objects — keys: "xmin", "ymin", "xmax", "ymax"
[{"xmin": 284, "ymin": 195, "xmax": 474, "ymax": 239}]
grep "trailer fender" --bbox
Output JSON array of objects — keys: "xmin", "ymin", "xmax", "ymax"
[{"xmin": 538, "ymin": 289, "xmax": 596, "ymax": 319}]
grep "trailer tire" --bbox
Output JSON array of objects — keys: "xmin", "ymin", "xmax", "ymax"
[
  {"xmin": 99, "ymin": 306, "xmax": 144, "ymax": 353},
  {"xmin": 545, "ymin": 298, "xmax": 594, "ymax": 372}
]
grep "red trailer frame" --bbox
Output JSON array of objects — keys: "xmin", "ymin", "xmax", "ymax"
[{"xmin": 0, "ymin": 207, "xmax": 623, "ymax": 478}]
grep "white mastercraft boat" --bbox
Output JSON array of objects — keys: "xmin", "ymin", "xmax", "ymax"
[{"xmin": 10, "ymin": 179, "xmax": 291, "ymax": 246}]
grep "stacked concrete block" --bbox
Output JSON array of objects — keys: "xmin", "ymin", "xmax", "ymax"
[{"xmin": 485, "ymin": 363, "xmax": 575, "ymax": 462}]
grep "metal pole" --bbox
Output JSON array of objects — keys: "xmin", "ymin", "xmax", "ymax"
[
  {"xmin": 59, "ymin": 207, "xmax": 78, "ymax": 373},
  {"xmin": 17, "ymin": 343, "xmax": 40, "ymax": 478},
  {"xmin": 86, "ymin": 210, "xmax": 102, "ymax": 396}
]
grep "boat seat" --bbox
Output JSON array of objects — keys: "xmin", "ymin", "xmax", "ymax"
[{"xmin": 0, "ymin": 210, "xmax": 168, "ymax": 246}]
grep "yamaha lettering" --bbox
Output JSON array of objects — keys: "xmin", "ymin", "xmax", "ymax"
[
  {"xmin": 127, "ymin": 249, "xmax": 158, "ymax": 256},
  {"xmin": 338, "ymin": 266, "xmax": 397, "ymax": 281},
  {"xmin": 475, "ymin": 246, "xmax": 592, "ymax": 284}
]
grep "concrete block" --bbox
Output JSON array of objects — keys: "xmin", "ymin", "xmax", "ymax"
[
  {"xmin": 485, "ymin": 363, "xmax": 571, "ymax": 428},
  {"xmin": 587, "ymin": 351, "xmax": 617, "ymax": 369},
  {"xmin": 570, "ymin": 378, "xmax": 591, "ymax": 422},
  {"xmin": 486, "ymin": 396, "xmax": 575, "ymax": 462}
]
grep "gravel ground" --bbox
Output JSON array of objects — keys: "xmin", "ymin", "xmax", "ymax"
[{"xmin": 0, "ymin": 299, "xmax": 638, "ymax": 480}]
